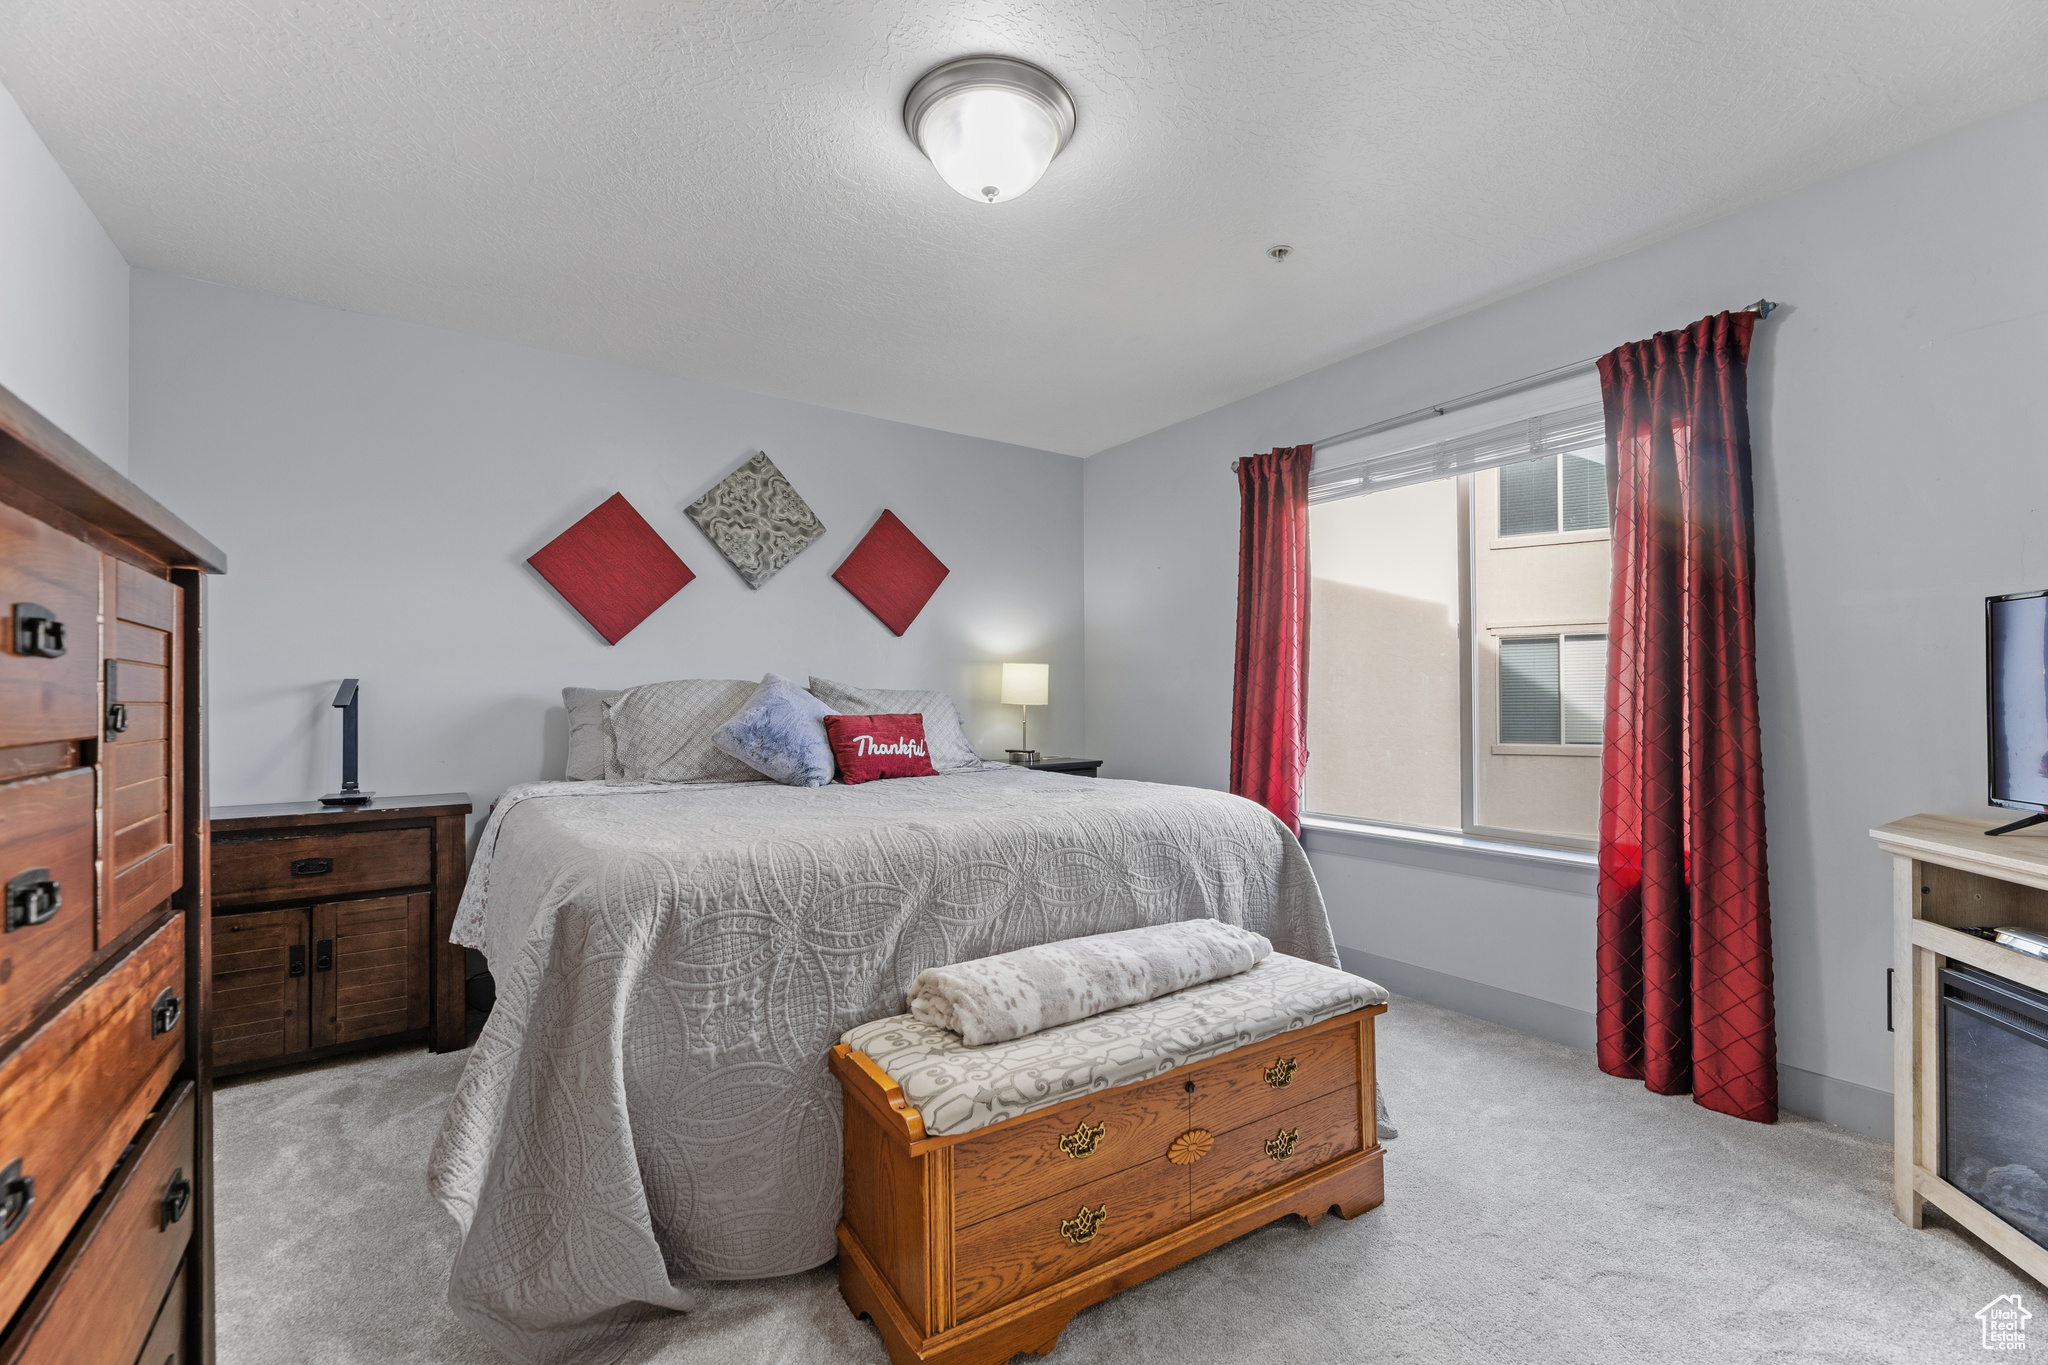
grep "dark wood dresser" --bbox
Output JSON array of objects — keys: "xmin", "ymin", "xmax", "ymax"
[
  {"xmin": 0, "ymin": 384, "xmax": 223, "ymax": 1364},
  {"xmin": 1008, "ymin": 757, "xmax": 1102, "ymax": 777},
  {"xmin": 208, "ymin": 794, "xmax": 471, "ymax": 1075}
]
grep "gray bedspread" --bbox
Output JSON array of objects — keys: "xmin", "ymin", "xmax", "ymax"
[{"xmin": 428, "ymin": 767, "xmax": 1338, "ymax": 1365}]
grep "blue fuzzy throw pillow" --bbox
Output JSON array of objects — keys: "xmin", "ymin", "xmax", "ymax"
[{"xmin": 712, "ymin": 673, "xmax": 839, "ymax": 787}]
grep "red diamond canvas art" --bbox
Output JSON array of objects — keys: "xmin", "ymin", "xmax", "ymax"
[
  {"xmin": 528, "ymin": 493, "xmax": 695, "ymax": 644},
  {"xmin": 833, "ymin": 510, "xmax": 950, "ymax": 636}
]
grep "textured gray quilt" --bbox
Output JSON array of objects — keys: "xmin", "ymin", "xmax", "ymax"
[{"xmin": 428, "ymin": 768, "xmax": 1339, "ymax": 1365}]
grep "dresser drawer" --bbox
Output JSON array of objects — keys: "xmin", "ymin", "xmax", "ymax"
[
  {"xmin": 953, "ymin": 1065, "xmax": 1192, "ymax": 1228},
  {"xmin": 1188, "ymin": 1082, "xmax": 1361, "ymax": 1219},
  {"xmin": 0, "ymin": 915, "xmax": 186, "ymax": 1326},
  {"xmin": 212, "ymin": 826, "xmax": 431, "ymax": 907},
  {"xmin": 1185, "ymin": 1018, "xmax": 1358, "ymax": 1137},
  {"xmin": 133, "ymin": 1261, "xmax": 189, "ymax": 1365},
  {"xmin": 102, "ymin": 562, "xmax": 183, "ymax": 944},
  {"xmin": 0, "ymin": 769, "xmax": 96, "ymax": 1044},
  {"xmin": 952, "ymin": 1144, "xmax": 1190, "ymax": 1322},
  {"xmin": 2, "ymin": 1084, "xmax": 195, "ymax": 1365},
  {"xmin": 0, "ymin": 504, "xmax": 98, "ymax": 750}
]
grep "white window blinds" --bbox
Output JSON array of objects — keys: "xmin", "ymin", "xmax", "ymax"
[
  {"xmin": 1310, "ymin": 401, "xmax": 1608, "ymax": 504},
  {"xmin": 1498, "ymin": 631, "xmax": 1608, "ymax": 746}
]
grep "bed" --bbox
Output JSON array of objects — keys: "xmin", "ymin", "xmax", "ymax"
[{"xmin": 428, "ymin": 765, "xmax": 1341, "ymax": 1365}]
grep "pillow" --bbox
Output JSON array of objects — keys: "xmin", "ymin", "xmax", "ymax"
[
  {"xmin": 822, "ymin": 714, "xmax": 939, "ymax": 784},
  {"xmin": 603, "ymin": 678, "xmax": 770, "ymax": 784},
  {"xmin": 712, "ymin": 674, "xmax": 839, "ymax": 787},
  {"xmin": 807, "ymin": 677, "xmax": 981, "ymax": 773},
  {"xmin": 562, "ymin": 687, "xmax": 622, "ymax": 781}
]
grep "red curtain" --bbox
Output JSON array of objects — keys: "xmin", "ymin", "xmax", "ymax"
[
  {"xmin": 1595, "ymin": 311, "xmax": 1777, "ymax": 1123},
  {"xmin": 1231, "ymin": 446, "xmax": 1313, "ymax": 835}
]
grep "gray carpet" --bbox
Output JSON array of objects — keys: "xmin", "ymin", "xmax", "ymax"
[{"xmin": 216, "ymin": 996, "xmax": 2035, "ymax": 1363}]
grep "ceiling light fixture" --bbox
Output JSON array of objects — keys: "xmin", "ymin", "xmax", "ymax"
[{"xmin": 904, "ymin": 55, "xmax": 1076, "ymax": 204}]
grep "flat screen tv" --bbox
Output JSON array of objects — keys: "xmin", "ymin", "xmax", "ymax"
[{"xmin": 1988, "ymin": 589, "xmax": 2048, "ymax": 834}]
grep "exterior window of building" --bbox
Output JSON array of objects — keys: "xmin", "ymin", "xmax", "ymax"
[
  {"xmin": 1498, "ymin": 632, "xmax": 1607, "ymax": 744},
  {"xmin": 1499, "ymin": 449, "xmax": 1610, "ymax": 536},
  {"xmin": 1303, "ymin": 388, "xmax": 1611, "ymax": 848}
]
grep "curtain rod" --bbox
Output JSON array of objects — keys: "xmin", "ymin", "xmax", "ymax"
[{"xmin": 1231, "ymin": 299, "xmax": 1776, "ymax": 471}]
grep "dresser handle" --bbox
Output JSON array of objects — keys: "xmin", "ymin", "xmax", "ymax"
[
  {"xmin": 151, "ymin": 987, "xmax": 182, "ymax": 1038},
  {"xmin": 291, "ymin": 857, "xmax": 333, "ymax": 876},
  {"xmin": 288, "ymin": 944, "xmax": 307, "ymax": 978},
  {"xmin": 1056, "ymin": 1119, "xmax": 1105, "ymax": 1159},
  {"xmin": 1264, "ymin": 1128, "xmax": 1299, "ymax": 1161},
  {"xmin": 104, "ymin": 660, "xmax": 128, "ymax": 741},
  {"xmin": 1263, "ymin": 1056, "xmax": 1298, "ymax": 1089},
  {"xmin": 0, "ymin": 1160, "xmax": 33, "ymax": 1245},
  {"xmin": 4, "ymin": 868, "xmax": 61, "ymax": 932},
  {"xmin": 11, "ymin": 603, "xmax": 64, "ymax": 658},
  {"xmin": 1058, "ymin": 1203, "xmax": 1107, "ymax": 1247},
  {"xmin": 160, "ymin": 1169, "xmax": 191, "ymax": 1231},
  {"xmin": 315, "ymin": 939, "xmax": 333, "ymax": 972}
]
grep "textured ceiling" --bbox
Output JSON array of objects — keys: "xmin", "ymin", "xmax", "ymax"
[{"xmin": 3, "ymin": 2, "xmax": 2045, "ymax": 455}]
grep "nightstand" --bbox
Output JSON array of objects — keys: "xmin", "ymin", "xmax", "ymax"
[
  {"xmin": 207, "ymin": 792, "xmax": 471, "ymax": 1075},
  {"xmin": 1006, "ymin": 756, "xmax": 1103, "ymax": 777}
]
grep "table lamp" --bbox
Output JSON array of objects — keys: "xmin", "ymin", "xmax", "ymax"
[
  {"xmin": 320, "ymin": 678, "xmax": 375, "ymax": 806},
  {"xmin": 1000, "ymin": 662, "xmax": 1049, "ymax": 764}
]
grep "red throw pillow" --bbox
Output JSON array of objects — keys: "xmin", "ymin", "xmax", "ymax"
[{"xmin": 823, "ymin": 713, "xmax": 939, "ymax": 784}]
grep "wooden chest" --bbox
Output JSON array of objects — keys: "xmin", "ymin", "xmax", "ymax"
[
  {"xmin": 0, "ymin": 382, "xmax": 222, "ymax": 1363},
  {"xmin": 208, "ymin": 794, "xmax": 471, "ymax": 1075},
  {"xmin": 830, "ymin": 1004, "xmax": 1386, "ymax": 1364}
]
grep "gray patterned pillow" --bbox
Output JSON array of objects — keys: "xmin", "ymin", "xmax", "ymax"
[
  {"xmin": 807, "ymin": 677, "xmax": 982, "ymax": 772},
  {"xmin": 603, "ymin": 679, "xmax": 770, "ymax": 784},
  {"xmin": 561, "ymin": 687, "xmax": 621, "ymax": 781}
]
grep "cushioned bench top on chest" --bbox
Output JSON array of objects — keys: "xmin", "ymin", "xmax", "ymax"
[{"xmin": 830, "ymin": 954, "xmax": 1390, "ymax": 1365}]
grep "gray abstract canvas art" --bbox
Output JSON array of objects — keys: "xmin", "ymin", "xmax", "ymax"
[{"xmin": 684, "ymin": 452, "xmax": 826, "ymax": 589}]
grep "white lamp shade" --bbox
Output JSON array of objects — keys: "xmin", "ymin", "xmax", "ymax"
[
  {"xmin": 917, "ymin": 86, "xmax": 1062, "ymax": 203},
  {"xmin": 1000, "ymin": 662, "xmax": 1049, "ymax": 707}
]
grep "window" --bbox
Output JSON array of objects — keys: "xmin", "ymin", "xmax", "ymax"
[
  {"xmin": 1499, "ymin": 449, "xmax": 1609, "ymax": 537},
  {"xmin": 1498, "ymin": 632, "xmax": 1606, "ymax": 745},
  {"xmin": 1303, "ymin": 379, "xmax": 1611, "ymax": 847}
]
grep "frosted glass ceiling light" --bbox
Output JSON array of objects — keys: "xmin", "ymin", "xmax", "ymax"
[{"xmin": 905, "ymin": 56, "xmax": 1075, "ymax": 204}]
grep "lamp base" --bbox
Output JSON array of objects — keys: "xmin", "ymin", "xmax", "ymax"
[
  {"xmin": 1005, "ymin": 750, "xmax": 1040, "ymax": 765},
  {"xmin": 319, "ymin": 789, "xmax": 375, "ymax": 807}
]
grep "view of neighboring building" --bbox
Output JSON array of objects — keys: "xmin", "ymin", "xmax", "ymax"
[{"xmin": 1304, "ymin": 443, "xmax": 1612, "ymax": 845}]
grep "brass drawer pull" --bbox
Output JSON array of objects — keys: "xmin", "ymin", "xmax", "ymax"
[
  {"xmin": 1264, "ymin": 1128, "xmax": 1299, "ymax": 1161},
  {"xmin": 1059, "ymin": 1203, "xmax": 1107, "ymax": 1246},
  {"xmin": 1263, "ymin": 1056, "xmax": 1298, "ymax": 1089},
  {"xmin": 0, "ymin": 1159, "xmax": 32, "ymax": 1245},
  {"xmin": 1057, "ymin": 1119, "xmax": 1105, "ymax": 1159},
  {"xmin": 4, "ymin": 868, "xmax": 61, "ymax": 932}
]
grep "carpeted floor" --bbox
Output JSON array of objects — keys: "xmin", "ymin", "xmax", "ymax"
[{"xmin": 215, "ymin": 994, "xmax": 2035, "ymax": 1364}]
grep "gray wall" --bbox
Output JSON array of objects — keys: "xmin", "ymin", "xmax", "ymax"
[
  {"xmin": 1084, "ymin": 98, "xmax": 2048, "ymax": 1136},
  {"xmin": 129, "ymin": 272, "xmax": 1083, "ymax": 820},
  {"xmin": 0, "ymin": 81, "xmax": 129, "ymax": 468}
]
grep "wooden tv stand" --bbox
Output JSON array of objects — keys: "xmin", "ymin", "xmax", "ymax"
[{"xmin": 1872, "ymin": 814, "xmax": 2048, "ymax": 1285}]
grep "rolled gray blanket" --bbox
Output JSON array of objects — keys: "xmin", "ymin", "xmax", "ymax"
[{"xmin": 907, "ymin": 919, "xmax": 1272, "ymax": 1046}]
